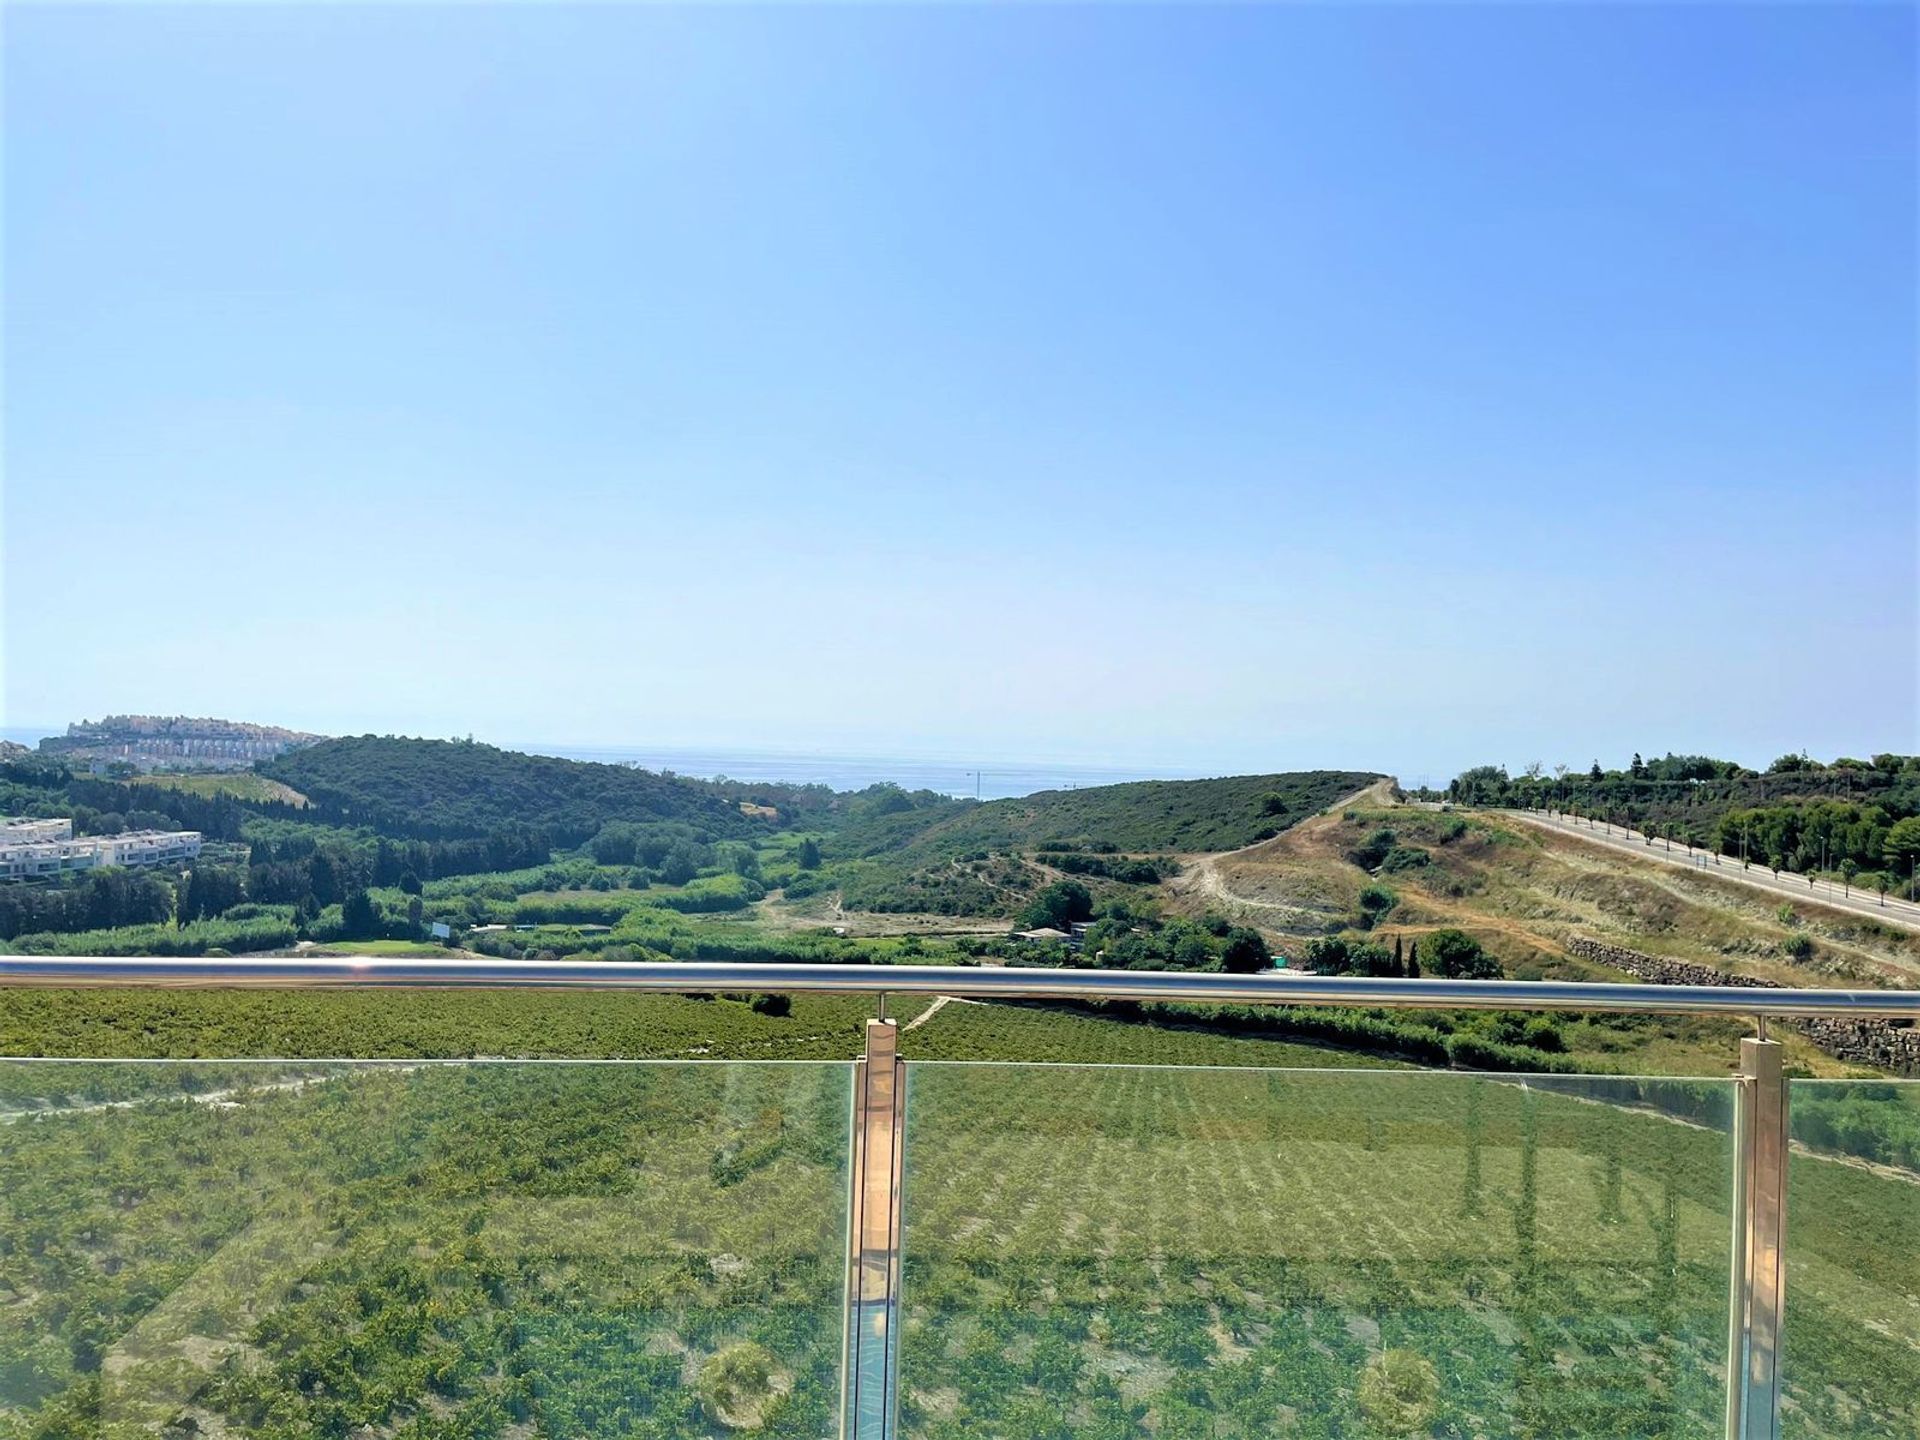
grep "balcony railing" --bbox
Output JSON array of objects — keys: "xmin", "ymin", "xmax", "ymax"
[{"xmin": 0, "ymin": 958, "xmax": 1915, "ymax": 1440}]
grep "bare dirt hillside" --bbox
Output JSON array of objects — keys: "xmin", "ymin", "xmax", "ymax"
[{"xmin": 1174, "ymin": 786, "xmax": 1920, "ymax": 992}]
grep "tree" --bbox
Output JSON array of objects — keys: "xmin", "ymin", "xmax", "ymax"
[
  {"xmin": 1259, "ymin": 792, "xmax": 1288, "ymax": 816},
  {"xmin": 1020, "ymin": 880, "xmax": 1094, "ymax": 932},
  {"xmin": 1449, "ymin": 767, "xmax": 1508, "ymax": 804},
  {"xmin": 1590, "ymin": 760, "xmax": 1604, "ymax": 781},
  {"xmin": 1297, "ymin": 936, "xmax": 1393, "ymax": 976},
  {"xmin": 1406, "ymin": 940, "xmax": 1421, "ymax": 978},
  {"xmin": 340, "ymin": 889, "xmax": 379, "ymax": 940},
  {"xmin": 181, "ymin": 865, "xmax": 245, "ymax": 922},
  {"xmin": 1422, "ymin": 928, "xmax": 1501, "ymax": 979},
  {"xmin": 1300, "ymin": 937, "xmax": 1354, "ymax": 975},
  {"xmin": 796, "ymin": 837, "xmax": 822, "ymax": 870},
  {"xmin": 1884, "ymin": 817, "xmax": 1920, "ymax": 875},
  {"xmin": 589, "ymin": 822, "xmax": 640, "ymax": 866},
  {"xmin": 1220, "ymin": 927, "xmax": 1270, "ymax": 973},
  {"xmin": 661, "ymin": 842, "xmax": 702, "ymax": 887},
  {"xmin": 307, "ymin": 852, "xmax": 342, "ymax": 907},
  {"xmin": 398, "ymin": 869, "xmax": 423, "ymax": 896}
]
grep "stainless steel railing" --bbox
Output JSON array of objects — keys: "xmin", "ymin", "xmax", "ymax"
[
  {"xmin": 5, "ymin": 955, "xmax": 1920, "ymax": 1018},
  {"xmin": 3, "ymin": 954, "xmax": 1913, "ymax": 1440}
]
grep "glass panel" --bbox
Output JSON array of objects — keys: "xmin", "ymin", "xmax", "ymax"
[
  {"xmin": 1784, "ymin": 1077, "xmax": 1920, "ymax": 1439},
  {"xmin": 0, "ymin": 1059, "xmax": 853, "ymax": 1440},
  {"xmin": 901, "ymin": 1065, "xmax": 1734, "ymax": 1440}
]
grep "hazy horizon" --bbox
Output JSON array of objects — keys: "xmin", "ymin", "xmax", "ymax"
[
  {"xmin": 6, "ymin": 4, "xmax": 1915, "ymax": 778},
  {"xmin": 3, "ymin": 717, "xmax": 1905, "ymax": 798}
]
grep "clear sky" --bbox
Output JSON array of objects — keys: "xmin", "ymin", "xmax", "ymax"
[{"xmin": 5, "ymin": 2, "xmax": 1914, "ymax": 783}]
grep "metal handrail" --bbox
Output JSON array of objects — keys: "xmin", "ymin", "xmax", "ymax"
[{"xmin": 3, "ymin": 956, "xmax": 1918, "ymax": 1019}]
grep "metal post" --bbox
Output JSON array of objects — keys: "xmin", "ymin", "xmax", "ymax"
[
  {"xmin": 844, "ymin": 1019, "xmax": 904, "ymax": 1440},
  {"xmin": 1726, "ymin": 1035, "xmax": 1789, "ymax": 1440}
]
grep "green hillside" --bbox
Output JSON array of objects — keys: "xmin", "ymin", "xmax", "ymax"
[
  {"xmin": 261, "ymin": 736, "xmax": 760, "ymax": 842},
  {"xmin": 834, "ymin": 771, "xmax": 1382, "ymax": 861},
  {"xmin": 826, "ymin": 770, "xmax": 1382, "ymax": 914}
]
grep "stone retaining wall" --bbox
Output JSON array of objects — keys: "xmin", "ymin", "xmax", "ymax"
[
  {"xmin": 1565, "ymin": 937, "xmax": 1771, "ymax": 990},
  {"xmin": 1567, "ymin": 936, "xmax": 1920, "ymax": 1075}
]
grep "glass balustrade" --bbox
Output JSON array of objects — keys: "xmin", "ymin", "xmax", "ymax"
[
  {"xmin": 0, "ymin": 1060, "xmax": 854, "ymax": 1440},
  {"xmin": 3, "ymin": 1038, "xmax": 1915, "ymax": 1440},
  {"xmin": 898, "ymin": 1065, "xmax": 1736, "ymax": 1440},
  {"xmin": 1783, "ymin": 1077, "xmax": 1920, "ymax": 1439}
]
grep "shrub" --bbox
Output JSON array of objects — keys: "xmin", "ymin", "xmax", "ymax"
[
  {"xmin": 698, "ymin": 1342, "xmax": 781, "ymax": 1430},
  {"xmin": 1358, "ymin": 1350, "xmax": 1439, "ymax": 1436},
  {"xmin": 1348, "ymin": 827, "xmax": 1397, "ymax": 870},
  {"xmin": 1355, "ymin": 885, "xmax": 1398, "ymax": 928}
]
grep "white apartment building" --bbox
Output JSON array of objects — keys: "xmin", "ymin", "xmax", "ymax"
[
  {"xmin": 0, "ymin": 817, "xmax": 202, "ymax": 881},
  {"xmin": 1, "ymin": 817, "xmax": 74, "ymax": 845}
]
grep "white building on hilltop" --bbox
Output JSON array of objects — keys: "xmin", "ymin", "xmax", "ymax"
[{"xmin": 0, "ymin": 818, "xmax": 201, "ymax": 881}]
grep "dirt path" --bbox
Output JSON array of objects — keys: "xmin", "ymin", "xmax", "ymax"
[
  {"xmin": 1171, "ymin": 778, "xmax": 1396, "ymax": 915},
  {"xmin": 0, "ymin": 1069, "xmax": 367, "ymax": 1123},
  {"xmin": 900, "ymin": 995, "xmax": 987, "ymax": 1033}
]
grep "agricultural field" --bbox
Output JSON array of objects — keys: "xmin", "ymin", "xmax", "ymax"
[
  {"xmin": 0, "ymin": 989, "xmax": 934, "ymax": 1063},
  {"xmin": 0, "ymin": 1055, "xmax": 1910, "ymax": 1440},
  {"xmin": 900, "ymin": 1066, "xmax": 1920, "ymax": 1440},
  {"xmin": 0, "ymin": 1060, "xmax": 853, "ymax": 1440}
]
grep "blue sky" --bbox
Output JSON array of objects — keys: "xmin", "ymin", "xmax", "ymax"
[{"xmin": 5, "ymin": 2, "xmax": 1914, "ymax": 782}]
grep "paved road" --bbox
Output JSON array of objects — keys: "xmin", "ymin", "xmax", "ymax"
[{"xmin": 1498, "ymin": 808, "xmax": 1920, "ymax": 935}]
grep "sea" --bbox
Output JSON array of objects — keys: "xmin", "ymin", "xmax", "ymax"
[{"xmin": 523, "ymin": 745, "xmax": 1210, "ymax": 801}]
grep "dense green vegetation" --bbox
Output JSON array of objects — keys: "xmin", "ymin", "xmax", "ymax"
[
  {"xmin": 837, "ymin": 770, "xmax": 1379, "ymax": 862},
  {"xmin": 261, "ymin": 737, "xmax": 764, "ymax": 842},
  {"xmin": 827, "ymin": 771, "xmax": 1374, "ymax": 915},
  {"xmin": 3, "ymin": 745, "xmax": 1373, "ymax": 951}
]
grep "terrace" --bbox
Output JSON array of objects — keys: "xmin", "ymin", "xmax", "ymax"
[{"xmin": 0, "ymin": 957, "xmax": 1914, "ymax": 1440}]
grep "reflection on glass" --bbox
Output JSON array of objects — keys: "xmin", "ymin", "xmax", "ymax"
[
  {"xmin": 901, "ymin": 1065, "xmax": 1734, "ymax": 1440},
  {"xmin": 0, "ymin": 1060, "xmax": 852, "ymax": 1440},
  {"xmin": 1784, "ymin": 1078, "xmax": 1920, "ymax": 1439}
]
